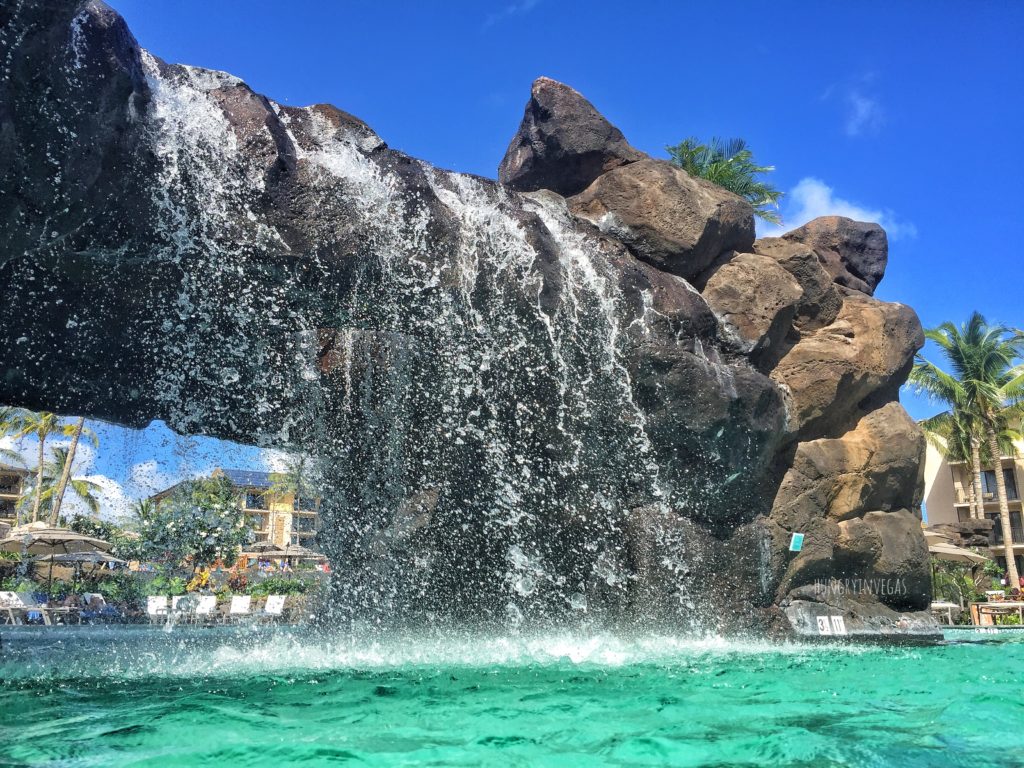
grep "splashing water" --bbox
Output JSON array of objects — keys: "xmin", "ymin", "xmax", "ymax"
[
  {"xmin": 2, "ymin": 627, "xmax": 1023, "ymax": 767},
  {"xmin": 121, "ymin": 58, "xmax": 736, "ymax": 629}
]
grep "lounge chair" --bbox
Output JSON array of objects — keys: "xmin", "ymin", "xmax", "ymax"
[
  {"xmin": 0, "ymin": 591, "xmax": 26, "ymax": 625},
  {"xmin": 227, "ymin": 595, "xmax": 252, "ymax": 623},
  {"xmin": 14, "ymin": 592, "xmax": 78, "ymax": 625},
  {"xmin": 80, "ymin": 592, "xmax": 118, "ymax": 623},
  {"xmin": 261, "ymin": 594, "xmax": 286, "ymax": 622},
  {"xmin": 195, "ymin": 595, "xmax": 217, "ymax": 625},
  {"xmin": 147, "ymin": 595, "xmax": 169, "ymax": 624},
  {"xmin": 171, "ymin": 594, "xmax": 197, "ymax": 623}
]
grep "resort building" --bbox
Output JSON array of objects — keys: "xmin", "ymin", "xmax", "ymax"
[
  {"xmin": 924, "ymin": 436, "xmax": 1024, "ymax": 577},
  {"xmin": 149, "ymin": 468, "xmax": 321, "ymax": 549},
  {"xmin": 0, "ymin": 463, "xmax": 29, "ymax": 526}
]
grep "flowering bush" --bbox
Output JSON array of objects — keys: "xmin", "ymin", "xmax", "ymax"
[{"xmin": 140, "ymin": 477, "xmax": 253, "ymax": 570}]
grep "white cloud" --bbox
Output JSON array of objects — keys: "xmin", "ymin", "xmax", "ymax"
[
  {"xmin": 126, "ymin": 459, "xmax": 176, "ymax": 497},
  {"xmin": 0, "ymin": 434, "xmax": 98, "ymax": 474},
  {"xmin": 260, "ymin": 449, "xmax": 292, "ymax": 473},
  {"xmin": 483, "ymin": 0, "xmax": 541, "ymax": 28},
  {"xmin": 844, "ymin": 90, "xmax": 884, "ymax": 137},
  {"xmin": 0, "ymin": 435, "xmax": 34, "ymax": 469},
  {"xmin": 822, "ymin": 76, "xmax": 885, "ymax": 138},
  {"xmin": 758, "ymin": 177, "xmax": 917, "ymax": 241},
  {"xmin": 44, "ymin": 473, "xmax": 136, "ymax": 523}
]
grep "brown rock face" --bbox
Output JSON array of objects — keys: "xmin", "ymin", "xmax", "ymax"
[
  {"xmin": 752, "ymin": 237, "xmax": 843, "ymax": 332},
  {"xmin": 770, "ymin": 295, "xmax": 924, "ymax": 442},
  {"xmin": 701, "ymin": 252, "xmax": 802, "ymax": 361},
  {"xmin": 569, "ymin": 159, "xmax": 755, "ymax": 280},
  {"xmin": 498, "ymin": 77, "xmax": 646, "ymax": 197},
  {"xmin": 771, "ymin": 403, "xmax": 925, "ymax": 532},
  {"xmin": 783, "ymin": 216, "xmax": 888, "ymax": 296}
]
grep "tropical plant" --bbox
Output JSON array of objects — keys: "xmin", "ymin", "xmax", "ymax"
[
  {"xmin": 0, "ymin": 409, "xmax": 97, "ymax": 524},
  {"xmin": 269, "ymin": 454, "xmax": 320, "ymax": 512},
  {"xmin": 246, "ymin": 575, "xmax": 309, "ymax": 597},
  {"xmin": 666, "ymin": 137, "xmax": 783, "ymax": 223},
  {"xmin": 86, "ymin": 573, "xmax": 145, "ymax": 610},
  {"xmin": 910, "ymin": 312, "xmax": 1024, "ymax": 585},
  {"xmin": 68, "ymin": 514, "xmax": 147, "ymax": 561},
  {"xmin": 133, "ymin": 498, "xmax": 157, "ymax": 526},
  {"xmin": 920, "ymin": 410, "xmax": 1018, "ymax": 520},
  {"xmin": 931, "ymin": 558, "xmax": 985, "ymax": 610},
  {"xmin": 21, "ymin": 446, "xmax": 102, "ymax": 520},
  {"xmin": 139, "ymin": 476, "xmax": 253, "ymax": 572},
  {"xmin": 144, "ymin": 574, "xmax": 188, "ymax": 597},
  {"xmin": 47, "ymin": 416, "xmax": 93, "ymax": 525}
]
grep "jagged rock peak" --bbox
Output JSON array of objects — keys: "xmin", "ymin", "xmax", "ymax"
[
  {"xmin": 498, "ymin": 77, "xmax": 646, "ymax": 197},
  {"xmin": 781, "ymin": 216, "xmax": 888, "ymax": 296}
]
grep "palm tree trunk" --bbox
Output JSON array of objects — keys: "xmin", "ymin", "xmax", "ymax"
[
  {"xmin": 48, "ymin": 416, "xmax": 84, "ymax": 526},
  {"xmin": 31, "ymin": 435, "xmax": 45, "ymax": 523},
  {"xmin": 971, "ymin": 439, "xmax": 985, "ymax": 521},
  {"xmin": 966, "ymin": 474, "xmax": 977, "ymax": 522},
  {"xmin": 986, "ymin": 428, "xmax": 1020, "ymax": 586}
]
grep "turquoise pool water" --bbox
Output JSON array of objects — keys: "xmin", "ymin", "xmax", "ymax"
[{"xmin": 2, "ymin": 627, "xmax": 1023, "ymax": 767}]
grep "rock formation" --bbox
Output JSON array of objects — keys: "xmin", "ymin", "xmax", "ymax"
[{"xmin": 0, "ymin": 0, "xmax": 936, "ymax": 638}]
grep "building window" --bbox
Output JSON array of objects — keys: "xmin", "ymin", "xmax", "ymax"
[
  {"xmin": 244, "ymin": 491, "xmax": 268, "ymax": 510},
  {"xmin": 292, "ymin": 515, "xmax": 317, "ymax": 533},
  {"xmin": 986, "ymin": 511, "xmax": 1024, "ymax": 545},
  {"xmin": 981, "ymin": 469, "xmax": 1019, "ymax": 500}
]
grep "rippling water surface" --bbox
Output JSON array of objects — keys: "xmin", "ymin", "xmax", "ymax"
[{"xmin": 2, "ymin": 627, "xmax": 1022, "ymax": 767}]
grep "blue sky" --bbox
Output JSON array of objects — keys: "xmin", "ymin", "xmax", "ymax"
[{"xmin": 10, "ymin": 1, "xmax": 1023, "ymax": 518}]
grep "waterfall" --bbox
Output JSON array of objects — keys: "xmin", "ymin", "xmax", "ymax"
[{"xmin": 129, "ymin": 61, "xmax": 708, "ymax": 628}]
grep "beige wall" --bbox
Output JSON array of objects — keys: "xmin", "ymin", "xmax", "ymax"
[{"xmin": 923, "ymin": 442, "xmax": 958, "ymax": 525}]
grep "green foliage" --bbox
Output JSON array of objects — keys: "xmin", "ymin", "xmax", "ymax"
[
  {"xmin": 139, "ymin": 476, "xmax": 253, "ymax": 569},
  {"xmin": 87, "ymin": 573, "xmax": 146, "ymax": 608},
  {"xmin": 246, "ymin": 575, "xmax": 309, "ymax": 597},
  {"xmin": 982, "ymin": 559, "xmax": 1005, "ymax": 581},
  {"xmin": 910, "ymin": 313, "xmax": 1024, "ymax": 428},
  {"xmin": 996, "ymin": 612, "xmax": 1022, "ymax": 625},
  {"xmin": 144, "ymin": 575, "xmax": 188, "ymax": 597},
  {"xmin": 67, "ymin": 514, "xmax": 147, "ymax": 561},
  {"xmin": 666, "ymin": 137, "xmax": 783, "ymax": 224},
  {"xmin": 932, "ymin": 559, "xmax": 986, "ymax": 607},
  {"xmin": 0, "ymin": 576, "xmax": 36, "ymax": 592},
  {"xmin": 0, "ymin": 409, "xmax": 98, "ymax": 523},
  {"xmin": 269, "ymin": 453, "xmax": 320, "ymax": 512}
]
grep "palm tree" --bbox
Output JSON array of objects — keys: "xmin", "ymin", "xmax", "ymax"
[
  {"xmin": 47, "ymin": 416, "xmax": 98, "ymax": 525},
  {"xmin": 19, "ymin": 446, "xmax": 102, "ymax": 521},
  {"xmin": 0, "ymin": 410, "xmax": 96, "ymax": 524},
  {"xmin": 134, "ymin": 498, "xmax": 157, "ymax": 525},
  {"xmin": 920, "ymin": 409, "xmax": 984, "ymax": 520},
  {"xmin": 666, "ymin": 137, "xmax": 784, "ymax": 224},
  {"xmin": 269, "ymin": 454, "xmax": 319, "ymax": 513},
  {"xmin": 921, "ymin": 410, "xmax": 1019, "ymax": 521},
  {"xmin": 1, "ymin": 409, "xmax": 60, "ymax": 523},
  {"xmin": 910, "ymin": 312, "xmax": 1024, "ymax": 585}
]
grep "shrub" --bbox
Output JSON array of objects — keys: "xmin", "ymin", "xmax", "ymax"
[
  {"xmin": 144, "ymin": 575, "xmax": 188, "ymax": 597},
  {"xmin": 247, "ymin": 576, "xmax": 308, "ymax": 597}
]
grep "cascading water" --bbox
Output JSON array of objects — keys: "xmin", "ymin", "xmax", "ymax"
[{"xmin": 129, "ymin": 58, "xmax": 727, "ymax": 629}]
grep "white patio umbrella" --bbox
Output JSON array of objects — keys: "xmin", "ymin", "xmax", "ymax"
[
  {"xmin": 923, "ymin": 529, "xmax": 953, "ymax": 546},
  {"xmin": 929, "ymin": 542, "xmax": 989, "ymax": 565},
  {"xmin": 0, "ymin": 525, "xmax": 113, "ymax": 591}
]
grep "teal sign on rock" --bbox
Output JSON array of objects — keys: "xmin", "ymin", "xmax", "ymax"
[{"xmin": 789, "ymin": 533, "xmax": 804, "ymax": 552}]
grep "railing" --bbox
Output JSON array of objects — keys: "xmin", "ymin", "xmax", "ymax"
[{"xmin": 990, "ymin": 523, "xmax": 1024, "ymax": 546}]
